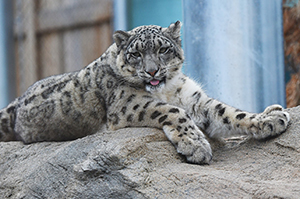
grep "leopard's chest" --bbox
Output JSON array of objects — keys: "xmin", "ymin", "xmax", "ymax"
[{"xmin": 151, "ymin": 84, "xmax": 182, "ymax": 106}]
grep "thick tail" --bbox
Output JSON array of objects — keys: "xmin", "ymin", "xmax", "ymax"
[{"xmin": 0, "ymin": 102, "xmax": 17, "ymax": 141}]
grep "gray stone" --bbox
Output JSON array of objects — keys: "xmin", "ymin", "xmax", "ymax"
[{"xmin": 1, "ymin": 106, "xmax": 300, "ymax": 198}]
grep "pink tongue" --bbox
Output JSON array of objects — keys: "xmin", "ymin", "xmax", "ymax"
[{"xmin": 150, "ymin": 80, "xmax": 160, "ymax": 86}]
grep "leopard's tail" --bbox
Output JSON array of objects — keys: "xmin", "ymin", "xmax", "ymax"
[{"xmin": 0, "ymin": 101, "xmax": 17, "ymax": 141}]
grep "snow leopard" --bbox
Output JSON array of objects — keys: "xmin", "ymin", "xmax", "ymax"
[{"xmin": 0, "ymin": 21, "xmax": 290, "ymax": 164}]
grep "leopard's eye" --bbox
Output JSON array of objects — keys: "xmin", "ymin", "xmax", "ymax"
[
  {"xmin": 130, "ymin": 52, "xmax": 141, "ymax": 58},
  {"xmin": 159, "ymin": 47, "xmax": 169, "ymax": 54}
]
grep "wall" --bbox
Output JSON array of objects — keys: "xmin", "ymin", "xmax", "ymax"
[
  {"xmin": 13, "ymin": 0, "xmax": 113, "ymax": 98},
  {"xmin": 127, "ymin": 0, "xmax": 182, "ymax": 30},
  {"xmin": 183, "ymin": 0, "xmax": 285, "ymax": 112}
]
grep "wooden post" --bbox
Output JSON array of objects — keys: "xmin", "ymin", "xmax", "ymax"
[{"xmin": 22, "ymin": 1, "xmax": 37, "ymax": 93}]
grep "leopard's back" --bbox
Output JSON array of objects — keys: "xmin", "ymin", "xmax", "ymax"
[{"xmin": 0, "ymin": 59, "xmax": 118, "ymax": 143}]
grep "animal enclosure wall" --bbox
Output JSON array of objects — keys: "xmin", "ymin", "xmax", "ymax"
[
  {"xmin": 183, "ymin": 0, "xmax": 285, "ymax": 113},
  {"xmin": 13, "ymin": 0, "xmax": 113, "ymax": 96}
]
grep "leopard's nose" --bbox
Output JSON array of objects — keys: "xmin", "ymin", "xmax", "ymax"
[{"xmin": 147, "ymin": 70, "xmax": 158, "ymax": 77}]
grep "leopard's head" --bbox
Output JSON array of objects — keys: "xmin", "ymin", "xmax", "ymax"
[{"xmin": 113, "ymin": 21, "xmax": 184, "ymax": 92}]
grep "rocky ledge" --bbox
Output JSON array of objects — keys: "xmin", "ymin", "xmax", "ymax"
[{"xmin": 1, "ymin": 106, "xmax": 300, "ymax": 198}]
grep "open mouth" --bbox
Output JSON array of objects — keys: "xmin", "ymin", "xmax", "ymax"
[
  {"xmin": 149, "ymin": 79, "xmax": 160, "ymax": 86},
  {"xmin": 148, "ymin": 77, "xmax": 166, "ymax": 86},
  {"xmin": 145, "ymin": 77, "xmax": 166, "ymax": 91}
]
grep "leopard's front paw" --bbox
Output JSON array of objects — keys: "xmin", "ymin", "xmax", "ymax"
[
  {"xmin": 178, "ymin": 135, "xmax": 212, "ymax": 164},
  {"xmin": 163, "ymin": 126, "xmax": 212, "ymax": 164},
  {"xmin": 254, "ymin": 104, "xmax": 290, "ymax": 139}
]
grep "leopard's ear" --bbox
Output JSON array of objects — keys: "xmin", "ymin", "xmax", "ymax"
[
  {"xmin": 163, "ymin": 21, "xmax": 182, "ymax": 46},
  {"xmin": 113, "ymin": 30, "xmax": 131, "ymax": 48}
]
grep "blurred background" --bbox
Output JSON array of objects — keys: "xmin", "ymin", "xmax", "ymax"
[{"xmin": 0, "ymin": 0, "xmax": 299, "ymax": 113}]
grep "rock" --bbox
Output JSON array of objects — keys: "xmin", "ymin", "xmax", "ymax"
[{"xmin": 1, "ymin": 107, "xmax": 300, "ymax": 198}]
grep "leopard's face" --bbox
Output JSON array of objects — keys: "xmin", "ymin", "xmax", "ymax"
[{"xmin": 113, "ymin": 21, "xmax": 184, "ymax": 92}]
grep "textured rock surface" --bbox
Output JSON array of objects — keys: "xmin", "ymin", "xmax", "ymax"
[{"xmin": 1, "ymin": 106, "xmax": 300, "ymax": 198}]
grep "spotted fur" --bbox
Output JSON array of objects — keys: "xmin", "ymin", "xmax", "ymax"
[{"xmin": 0, "ymin": 21, "xmax": 290, "ymax": 164}]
